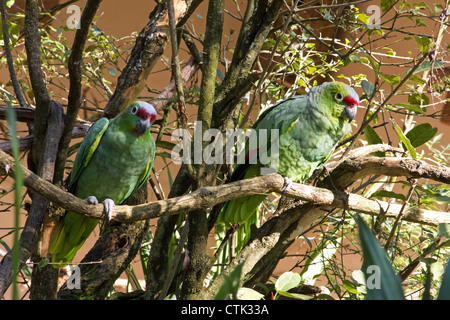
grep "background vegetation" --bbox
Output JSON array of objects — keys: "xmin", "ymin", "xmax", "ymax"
[{"xmin": 0, "ymin": 0, "xmax": 449, "ymax": 300}]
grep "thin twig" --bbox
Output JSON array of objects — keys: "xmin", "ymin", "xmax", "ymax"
[
  {"xmin": 168, "ymin": 0, "xmax": 188, "ymax": 127},
  {"xmin": 0, "ymin": 0, "xmax": 27, "ymax": 108},
  {"xmin": 240, "ymin": 0, "xmax": 300, "ymax": 129},
  {"xmin": 384, "ymin": 180, "xmax": 417, "ymax": 251},
  {"xmin": 158, "ymin": 221, "xmax": 189, "ymax": 300}
]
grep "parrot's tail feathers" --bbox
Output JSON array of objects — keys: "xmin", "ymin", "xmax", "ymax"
[
  {"xmin": 49, "ymin": 220, "xmax": 89, "ymax": 268},
  {"xmin": 49, "ymin": 224, "xmax": 66, "ymax": 256},
  {"xmin": 51, "ymin": 242, "xmax": 84, "ymax": 268},
  {"xmin": 238, "ymin": 203, "xmax": 248, "ymax": 223},
  {"xmin": 218, "ymin": 194, "xmax": 267, "ymax": 225},
  {"xmin": 68, "ymin": 219, "xmax": 87, "ymax": 245},
  {"xmin": 49, "ymin": 224, "xmax": 71, "ymax": 268}
]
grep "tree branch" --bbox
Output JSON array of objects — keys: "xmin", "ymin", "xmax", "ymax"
[
  {"xmin": 24, "ymin": 0, "xmax": 51, "ymax": 167},
  {"xmin": 0, "ymin": 0, "xmax": 27, "ymax": 108},
  {"xmin": 213, "ymin": 0, "xmax": 284, "ymax": 124},
  {"xmin": 168, "ymin": 0, "xmax": 187, "ymax": 126},
  {"xmin": 1, "ymin": 148, "xmax": 448, "ymax": 227},
  {"xmin": 182, "ymin": 0, "xmax": 225, "ymax": 299},
  {"xmin": 324, "ymin": 156, "xmax": 450, "ymax": 189},
  {"xmin": 0, "ymin": 102, "xmax": 64, "ymax": 299},
  {"xmin": 151, "ymin": 56, "xmax": 199, "ymax": 113}
]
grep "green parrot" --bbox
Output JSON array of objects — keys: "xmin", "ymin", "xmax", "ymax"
[
  {"xmin": 219, "ymin": 81, "xmax": 359, "ymax": 225},
  {"xmin": 49, "ymin": 101, "xmax": 157, "ymax": 267}
]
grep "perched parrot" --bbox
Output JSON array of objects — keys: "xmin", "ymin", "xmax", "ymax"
[
  {"xmin": 219, "ymin": 81, "xmax": 359, "ymax": 225},
  {"xmin": 50, "ymin": 101, "xmax": 157, "ymax": 267}
]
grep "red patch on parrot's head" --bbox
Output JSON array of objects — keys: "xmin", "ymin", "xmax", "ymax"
[
  {"xmin": 137, "ymin": 107, "xmax": 156, "ymax": 123},
  {"xmin": 343, "ymin": 95, "xmax": 359, "ymax": 109},
  {"xmin": 341, "ymin": 95, "xmax": 358, "ymax": 122}
]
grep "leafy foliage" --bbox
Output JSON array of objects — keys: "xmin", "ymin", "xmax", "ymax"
[{"xmin": 0, "ymin": 0, "xmax": 449, "ymax": 300}]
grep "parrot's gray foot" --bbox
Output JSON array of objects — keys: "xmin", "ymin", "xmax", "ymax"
[
  {"xmin": 282, "ymin": 176, "xmax": 293, "ymax": 194},
  {"xmin": 102, "ymin": 198, "xmax": 115, "ymax": 222},
  {"xmin": 85, "ymin": 196, "xmax": 99, "ymax": 205}
]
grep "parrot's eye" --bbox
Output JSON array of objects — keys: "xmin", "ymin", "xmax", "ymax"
[
  {"xmin": 131, "ymin": 106, "xmax": 138, "ymax": 114},
  {"xmin": 335, "ymin": 93, "xmax": 343, "ymax": 101}
]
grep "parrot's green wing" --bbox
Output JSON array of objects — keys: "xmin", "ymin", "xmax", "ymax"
[
  {"xmin": 69, "ymin": 118, "xmax": 110, "ymax": 192},
  {"xmin": 50, "ymin": 118, "xmax": 110, "ymax": 266},
  {"xmin": 219, "ymin": 97, "xmax": 308, "ymax": 225}
]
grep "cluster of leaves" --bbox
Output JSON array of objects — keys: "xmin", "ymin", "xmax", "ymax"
[{"xmin": 0, "ymin": 7, "xmax": 132, "ymax": 110}]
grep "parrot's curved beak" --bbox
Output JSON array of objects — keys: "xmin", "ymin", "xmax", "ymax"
[
  {"xmin": 135, "ymin": 103, "xmax": 157, "ymax": 135},
  {"xmin": 136, "ymin": 119, "xmax": 151, "ymax": 135},
  {"xmin": 342, "ymin": 95, "xmax": 358, "ymax": 122}
]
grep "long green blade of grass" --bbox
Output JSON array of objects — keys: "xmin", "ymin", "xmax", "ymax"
[
  {"xmin": 355, "ymin": 215, "xmax": 405, "ymax": 300},
  {"xmin": 6, "ymin": 103, "xmax": 23, "ymax": 300},
  {"xmin": 437, "ymin": 257, "xmax": 450, "ymax": 300}
]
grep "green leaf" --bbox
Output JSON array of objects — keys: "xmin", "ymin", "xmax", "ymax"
[
  {"xmin": 418, "ymin": 184, "xmax": 450, "ymax": 205},
  {"xmin": 275, "ymin": 271, "xmax": 301, "ymax": 292},
  {"xmin": 363, "ymin": 125, "xmax": 385, "ymax": 157},
  {"xmin": 349, "ymin": 53, "xmax": 361, "ymax": 63},
  {"xmin": 408, "ymin": 92, "xmax": 429, "ymax": 106},
  {"xmin": 408, "ymin": 74, "xmax": 427, "ymax": 85},
  {"xmin": 361, "ymin": 80, "xmax": 375, "ymax": 99},
  {"xmin": 381, "ymin": 0, "xmax": 396, "ymax": 11},
  {"xmin": 437, "ymin": 223, "xmax": 450, "ymax": 238},
  {"xmin": 363, "ymin": 125, "xmax": 382, "ymax": 145},
  {"xmin": 237, "ymin": 287, "xmax": 264, "ymax": 300},
  {"xmin": 414, "ymin": 35, "xmax": 431, "ymax": 54},
  {"xmin": 394, "ymin": 123, "xmax": 417, "ymax": 158},
  {"xmin": 8, "ymin": 22, "xmax": 20, "ymax": 47},
  {"xmin": 437, "ymin": 257, "xmax": 450, "ymax": 300},
  {"xmin": 214, "ymin": 263, "xmax": 243, "ymax": 300},
  {"xmin": 355, "ymin": 215, "xmax": 405, "ymax": 300},
  {"xmin": 277, "ymin": 291, "xmax": 313, "ymax": 300},
  {"xmin": 356, "ymin": 13, "xmax": 370, "ymax": 24},
  {"xmin": 38, "ymin": 257, "xmax": 49, "ymax": 269},
  {"xmin": 343, "ymin": 279, "xmax": 359, "ymax": 295},
  {"xmin": 413, "ymin": 1, "xmax": 428, "ymax": 9},
  {"xmin": 413, "ymin": 60, "xmax": 446, "ymax": 74},
  {"xmin": 379, "ymin": 73, "xmax": 401, "ymax": 85},
  {"xmin": 371, "ymin": 190, "xmax": 406, "ymax": 201},
  {"xmin": 395, "ymin": 103, "xmax": 426, "ymax": 114},
  {"xmin": 405, "ymin": 123, "xmax": 437, "ymax": 148}
]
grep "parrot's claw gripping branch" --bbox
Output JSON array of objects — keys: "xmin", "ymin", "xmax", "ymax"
[
  {"xmin": 84, "ymin": 196, "xmax": 114, "ymax": 222},
  {"xmin": 281, "ymin": 176, "xmax": 293, "ymax": 194},
  {"xmin": 85, "ymin": 196, "xmax": 99, "ymax": 205},
  {"xmin": 102, "ymin": 199, "xmax": 115, "ymax": 222}
]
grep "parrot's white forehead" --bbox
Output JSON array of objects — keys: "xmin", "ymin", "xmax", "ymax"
[
  {"xmin": 136, "ymin": 101, "xmax": 157, "ymax": 114},
  {"xmin": 346, "ymin": 86, "xmax": 359, "ymax": 103}
]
